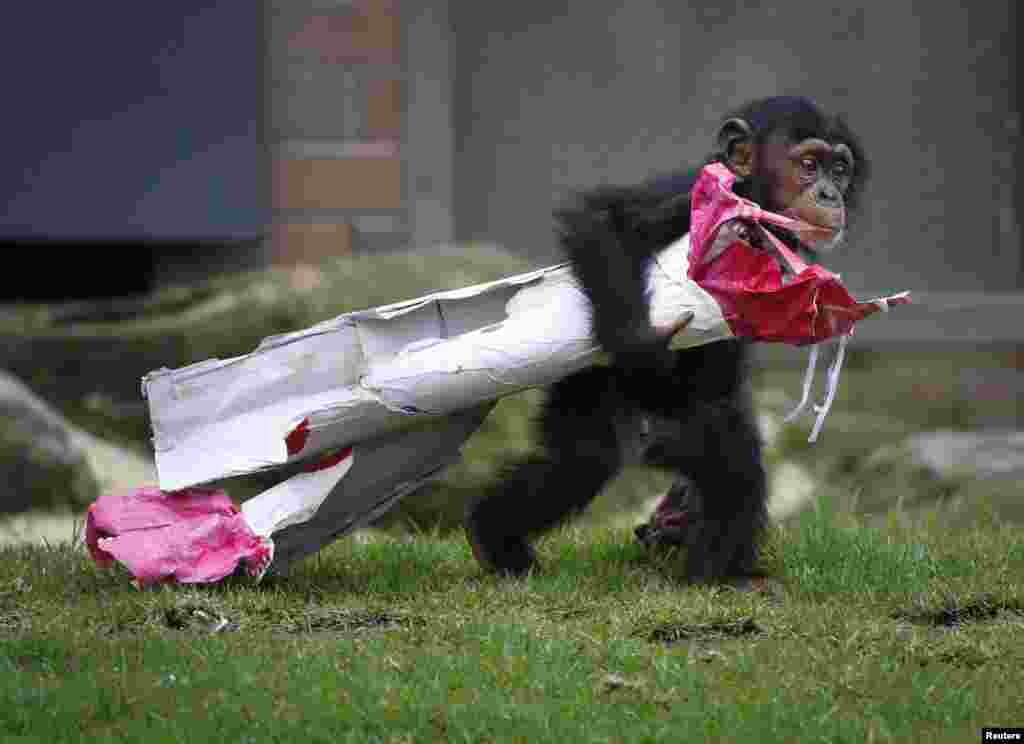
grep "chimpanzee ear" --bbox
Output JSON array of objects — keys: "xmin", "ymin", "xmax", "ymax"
[{"xmin": 717, "ymin": 118, "xmax": 754, "ymax": 178}]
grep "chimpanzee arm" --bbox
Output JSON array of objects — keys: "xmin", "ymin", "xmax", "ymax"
[{"xmin": 556, "ymin": 183, "xmax": 692, "ymax": 372}]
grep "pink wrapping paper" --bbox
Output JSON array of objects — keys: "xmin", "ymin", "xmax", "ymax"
[
  {"xmin": 87, "ymin": 487, "xmax": 273, "ymax": 586},
  {"xmin": 689, "ymin": 162, "xmax": 910, "ymax": 345}
]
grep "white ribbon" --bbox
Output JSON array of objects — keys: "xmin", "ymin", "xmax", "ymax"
[{"xmin": 784, "ymin": 334, "xmax": 850, "ymax": 443}]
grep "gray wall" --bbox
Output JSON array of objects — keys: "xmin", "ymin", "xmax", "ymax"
[{"xmin": 451, "ymin": 1, "xmax": 1020, "ymax": 294}]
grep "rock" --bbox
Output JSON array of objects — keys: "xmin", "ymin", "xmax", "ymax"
[
  {"xmin": 768, "ymin": 461, "xmax": 817, "ymax": 521},
  {"xmin": 69, "ymin": 429, "xmax": 157, "ymax": 499},
  {"xmin": 855, "ymin": 430, "xmax": 1024, "ymax": 525},
  {"xmin": 0, "ymin": 369, "xmax": 158, "ymax": 517},
  {"xmin": 760, "ymin": 406, "xmax": 819, "ymax": 521},
  {"xmin": 900, "ymin": 430, "xmax": 1024, "ymax": 481},
  {"xmin": 0, "ymin": 370, "xmax": 99, "ymax": 514},
  {"xmin": 0, "ymin": 511, "xmax": 83, "ymax": 547}
]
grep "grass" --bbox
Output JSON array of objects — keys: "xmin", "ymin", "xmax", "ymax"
[{"xmin": 1, "ymin": 498, "xmax": 1022, "ymax": 743}]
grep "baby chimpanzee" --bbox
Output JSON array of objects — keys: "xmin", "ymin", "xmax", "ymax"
[{"xmin": 466, "ymin": 96, "xmax": 868, "ymax": 584}]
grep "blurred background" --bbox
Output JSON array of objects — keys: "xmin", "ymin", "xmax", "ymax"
[{"xmin": 1, "ymin": 1, "xmax": 1021, "ymax": 542}]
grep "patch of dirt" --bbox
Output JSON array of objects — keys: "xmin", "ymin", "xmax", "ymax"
[
  {"xmin": 0, "ymin": 609, "xmax": 29, "ymax": 634},
  {"xmin": 643, "ymin": 616, "xmax": 763, "ymax": 645},
  {"xmin": 894, "ymin": 596, "xmax": 1024, "ymax": 629},
  {"xmin": 933, "ymin": 645, "xmax": 996, "ymax": 669},
  {"xmin": 163, "ymin": 601, "xmax": 237, "ymax": 634},
  {"xmin": 0, "ymin": 577, "xmax": 32, "ymax": 634},
  {"xmin": 277, "ymin": 607, "xmax": 424, "ymax": 635}
]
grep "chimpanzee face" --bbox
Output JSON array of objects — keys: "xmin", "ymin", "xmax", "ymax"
[
  {"xmin": 759, "ymin": 132, "xmax": 855, "ymax": 252},
  {"xmin": 716, "ymin": 98, "xmax": 866, "ymax": 255}
]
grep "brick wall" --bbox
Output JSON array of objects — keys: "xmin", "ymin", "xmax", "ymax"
[{"xmin": 268, "ymin": 0, "xmax": 404, "ymax": 262}]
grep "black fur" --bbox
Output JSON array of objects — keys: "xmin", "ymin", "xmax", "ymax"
[{"xmin": 466, "ymin": 97, "xmax": 866, "ymax": 583}]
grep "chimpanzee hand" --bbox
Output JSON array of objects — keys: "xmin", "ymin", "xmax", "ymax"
[
  {"xmin": 653, "ymin": 309, "xmax": 695, "ymax": 340},
  {"xmin": 605, "ymin": 311, "xmax": 693, "ymax": 376},
  {"xmin": 609, "ymin": 326, "xmax": 675, "ymax": 375}
]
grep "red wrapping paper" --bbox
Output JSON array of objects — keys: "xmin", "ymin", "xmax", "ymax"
[{"xmin": 688, "ymin": 162, "xmax": 910, "ymax": 345}]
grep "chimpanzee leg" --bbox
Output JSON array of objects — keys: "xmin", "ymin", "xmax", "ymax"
[
  {"xmin": 643, "ymin": 391, "xmax": 768, "ymax": 583},
  {"xmin": 465, "ymin": 367, "xmax": 625, "ymax": 576}
]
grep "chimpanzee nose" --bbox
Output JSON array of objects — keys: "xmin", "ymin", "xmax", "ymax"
[{"xmin": 816, "ymin": 183, "xmax": 840, "ymax": 204}]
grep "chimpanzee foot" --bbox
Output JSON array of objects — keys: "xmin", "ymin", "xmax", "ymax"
[
  {"xmin": 635, "ymin": 481, "xmax": 698, "ymax": 550},
  {"xmin": 720, "ymin": 573, "xmax": 780, "ymax": 595},
  {"xmin": 465, "ymin": 518, "xmax": 538, "ymax": 577}
]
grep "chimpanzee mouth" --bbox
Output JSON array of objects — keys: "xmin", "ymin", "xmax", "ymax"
[
  {"xmin": 764, "ymin": 222, "xmax": 845, "ymax": 261},
  {"xmin": 797, "ymin": 226, "xmax": 845, "ymax": 257}
]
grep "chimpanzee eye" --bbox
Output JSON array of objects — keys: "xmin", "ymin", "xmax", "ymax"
[
  {"xmin": 799, "ymin": 157, "xmax": 817, "ymax": 175},
  {"xmin": 833, "ymin": 162, "xmax": 850, "ymax": 178}
]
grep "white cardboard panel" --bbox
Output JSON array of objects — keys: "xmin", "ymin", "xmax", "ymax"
[{"xmin": 146, "ymin": 236, "xmax": 728, "ymax": 491}]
